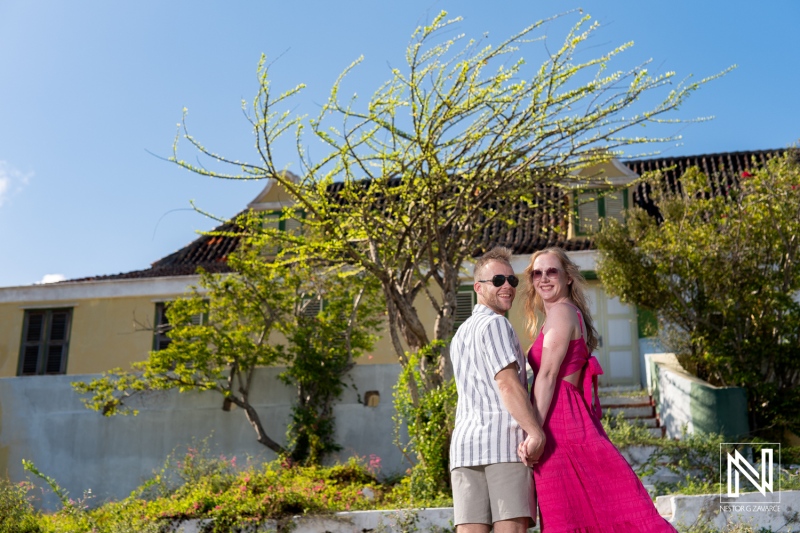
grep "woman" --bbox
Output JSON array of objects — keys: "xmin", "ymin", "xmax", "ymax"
[{"xmin": 519, "ymin": 247, "xmax": 675, "ymax": 532}]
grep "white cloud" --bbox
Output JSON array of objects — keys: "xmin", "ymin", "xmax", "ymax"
[
  {"xmin": 39, "ymin": 274, "xmax": 66, "ymax": 284},
  {"xmin": 0, "ymin": 176, "xmax": 8, "ymax": 205},
  {"xmin": 0, "ymin": 160, "xmax": 33, "ymax": 207}
]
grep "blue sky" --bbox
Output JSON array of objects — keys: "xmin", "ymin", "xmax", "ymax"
[{"xmin": 1, "ymin": 1, "xmax": 798, "ymax": 287}]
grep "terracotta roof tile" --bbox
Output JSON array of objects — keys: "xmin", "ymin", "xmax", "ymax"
[{"xmin": 70, "ymin": 148, "xmax": 785, "ymax": 281}]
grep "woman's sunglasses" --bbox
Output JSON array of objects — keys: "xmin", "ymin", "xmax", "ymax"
[
  {"xmin": 478, "ymin": 274, "xmax": 520, "ymax": 288},
  {"xmin": 532, "ymin": 267, "xmax": 560, "ymax": 281}
]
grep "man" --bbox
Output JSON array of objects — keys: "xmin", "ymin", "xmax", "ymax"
[{"xmin": 450, "ymin": 246, "xmax": 546, "ymax": 533}]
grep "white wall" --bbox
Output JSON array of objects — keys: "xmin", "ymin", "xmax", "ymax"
[{"xmin": 0, "ymin": 365, "xmax": 407, "ymax": 510}]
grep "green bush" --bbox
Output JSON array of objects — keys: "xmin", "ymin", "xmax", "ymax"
[
  {"xmin": 392, "ymin": 342, "xmax": 457, "ymax": 504},
  {"xmin": 22, "ymin": 441, "xmax": 451, "ymax": 533},
  {"xmin": 596, "ymin": 151, "xmax": 800, "ymax": 439},
  {"xmin": 14, "ymin": 426, "xmax": 797, "ymax": 532},
  {"xmin": 0, "ymin": 478, "xmax": 41, "ymax": 533}
]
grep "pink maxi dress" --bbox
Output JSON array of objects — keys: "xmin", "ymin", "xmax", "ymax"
[{"xmin": 528, "ymin": 305, "xmax": 676, "ymax": 532}]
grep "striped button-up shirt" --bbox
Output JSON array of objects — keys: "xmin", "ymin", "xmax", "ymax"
[{"xmin": 450, "ymin": 304, "xmax": 528, "ymax": 469}]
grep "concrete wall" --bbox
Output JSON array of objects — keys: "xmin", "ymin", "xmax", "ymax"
[
  {"xmin": 657, "ymin": 491, "xmax": 800, "ymax": 531},
  {"xmin": 645, "ymin": 353, "xmax": 749, "ymax": 439},
  {"xmin": 0, "ymin": 364, "xmax": 407, "ymax": 510},
  {"xmin": 638, "ymin": 338, "xmax": 663, "ymax": 389}
]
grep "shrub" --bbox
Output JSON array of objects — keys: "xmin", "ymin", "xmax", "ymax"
[
  {"xmin": 27, "ymin": 442, "xmax": 446, "ymax": 533},
  {"xmin": 596, "ymin": 150, "xmax": 800, "ymax": 440},
  {"xmin": 393, "ymin": 341, "xmax": 457, "ymax": 504},
  {"xmin": 0, "ymin": 478, "xmax": 41, "ymax": 533}
]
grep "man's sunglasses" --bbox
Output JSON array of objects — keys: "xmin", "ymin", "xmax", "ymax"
[
  {"xmin": 478, "ymin": 274, "xmax": 520, "ymax": 288},
  {"xmin": 532, "ymin": 267, "xmax": 561, "ymax": 280}
]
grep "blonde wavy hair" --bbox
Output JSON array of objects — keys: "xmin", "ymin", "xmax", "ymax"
[{"xmin": 523, "ymin": 247, "xmax": 599, "ymax": 353}]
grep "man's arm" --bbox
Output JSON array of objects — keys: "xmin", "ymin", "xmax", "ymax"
[{"xmin": 495, "ymin": 364, "xmax": 546, "ymax": 462}]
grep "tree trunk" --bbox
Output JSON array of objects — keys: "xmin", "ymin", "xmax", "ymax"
[{"xmin": 234, "ymin": 399, "xmax": 286, "ymax": 455}]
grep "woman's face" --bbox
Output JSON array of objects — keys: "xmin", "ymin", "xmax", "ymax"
[{"xmin": 531, "ymin": 253, "xmax": 571, "ymax": 303}]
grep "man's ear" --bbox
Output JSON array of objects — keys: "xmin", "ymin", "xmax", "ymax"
[{"xmin": 474, "ymin": 281, "xmax": 482, "ymax": 295}]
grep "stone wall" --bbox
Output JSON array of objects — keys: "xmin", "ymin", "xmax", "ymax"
[{"xmin": 0, "ymin": 364, "xmax": 407, "ymax": 510}]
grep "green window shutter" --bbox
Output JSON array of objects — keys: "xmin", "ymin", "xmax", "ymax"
[
  {"xmin": 18, "ymin": 308, "xmax": 72, "ymax": 376},
  {"xmin": 603, "ymin": 188, "xmax": 627, "ymax": 225},
  {"xmin": 301, "ymin": 296, "xmax": 323, "ymax": 317},
  {"xmin": 454, "ymin": 287, "xmax": 476, "ymax": 328},
  {"xmin": 20, "ymin": 311, "xmax": 45, "ymax": 375},
  {"xmin": 45, "ymin": 310, "xmax": 70, "ymax": 374},
  {"xmin": 575, "ymin": 188, "xmax": 628, "ymax": 235},
  {"xmin": 153, "ymin": 302, "xmax": 172, "ymax": 351},
  {"xmin": 153, "ymin": 302, "xmax": 205, "ymax": 351},
  {"xmin": 576, "ymin": 191, "xmax": 599, "ymax": 235}
]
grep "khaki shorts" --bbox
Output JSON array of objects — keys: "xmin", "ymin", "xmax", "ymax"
[{"xmin": 451, "ymin": 462, "xmax": 533, "ymax": 526}]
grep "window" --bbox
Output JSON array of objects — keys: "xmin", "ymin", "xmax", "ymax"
[
  {"xmin": 300, "ymin": 296, "xmax": 323, "ymax": 318},
  {"xmin": 574, "ymin": 188, "xmax": 628, "ymax": 236},
  {"xmin": 153, "ymin": 302, "xmax": 204, "ymax": 351},
  {"xmin": 18, "ymin": 308, "xmax": 72, "ymax": 375},
  {"xmin": 261, "ymin": 210, "xmax": 305, "ymax": 232},
  {"xmin": 454, "ymin": 286, "xmax": 476, "ymax": 329},
  {"xmin": 153, "ymin": 302, "xmax": 172, "ymax": 351},
  {"xmin": 261, "ymin": 210, "xmax": 305, "ymax": 256}
]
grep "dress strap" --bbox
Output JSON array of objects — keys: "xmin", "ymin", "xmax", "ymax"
[
  {"xmin": 568, "ymin": 303, "xmax": 603, "ymax": 418},
  {"xmin": 564, "ymin": 302, "xmax": 586, "ymax": 339}
]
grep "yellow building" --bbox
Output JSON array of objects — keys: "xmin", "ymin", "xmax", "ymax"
[{"xmin": 0, "ymin": 150, "xmax": 780, "ymax": 383}]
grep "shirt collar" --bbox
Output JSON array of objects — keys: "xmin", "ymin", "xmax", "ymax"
[{"xmin": 473, "ymin": 303, "xmax": 499, "ymax": 316}]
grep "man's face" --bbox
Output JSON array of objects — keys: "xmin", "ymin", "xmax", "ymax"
[{"xmin": 474, "ymin": 260, "xmax": 516, "ymax": 315}]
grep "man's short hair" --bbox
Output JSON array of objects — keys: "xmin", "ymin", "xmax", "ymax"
[{"xmin": 474, "ymin": 246, "xmax": 513, "ymax": 283}]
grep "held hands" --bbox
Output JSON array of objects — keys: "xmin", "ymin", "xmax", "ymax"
[{"xmin": 517, "ymin": 432, "xmax": 545, "ymax": 467}]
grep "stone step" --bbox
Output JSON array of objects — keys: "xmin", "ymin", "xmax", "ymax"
[
  {"xmin": 598, "ymin": 385, "xmax": 642, "ymax": 393},
  {"xmin": 597, "ymin": 388, "xmax": 665, "ymax": 437},
  {"xmin": 622, "ymin": 417, "xmax": 659, "ymax": 428},
  {"xmin": 604, "ymin": 413, "xmax": 663, "ymax": 428},
  {"xmin": 600, "ymin": 395, "xmax": 653, "ymax": 407},
  {"xmin": 606, "ymin": 405, "xmax": 655, "ymax": 418}
]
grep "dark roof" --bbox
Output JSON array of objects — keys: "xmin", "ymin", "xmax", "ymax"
[
  {"xmin": 475, "ymin": 184, "xmax": 592, "ymax": 255},
  {"xmin": 627, "ymin": 149, "xmax": 785, "ymax": 221},
  {"xmin": 68, "ymin": 218, "xmax": 241, "ymax": 282},
  {"xmin": 70, "ymin": 148, "xmax": 786, "ymax": 282}
]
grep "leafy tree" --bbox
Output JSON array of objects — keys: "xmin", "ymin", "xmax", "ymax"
[
  {"xmin": 277, "ymin": 252, "xmax": 384, "ymax": 465},
  {"xmin": 74, "ymin": 215, "xmax": 382, "ymax": 463},
  {"xmin": 595, "ymin": 149, "xmax": 800, "ymax": 438},
  {"xmin": 169, "ymin": 10, "xmax": 722, "ymax": 485},
  {"xmin": 171, "ymin": 11, "xmax": 719, "ymax": 386}
]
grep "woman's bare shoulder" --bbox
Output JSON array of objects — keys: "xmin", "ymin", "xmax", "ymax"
[
  {"xmin": 549, "ymin": 301, "xmax": 580, "ymax": 321},
  {"xmin": 543, "ymin": 302, "xmax": 581, "ymax": 335}
]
